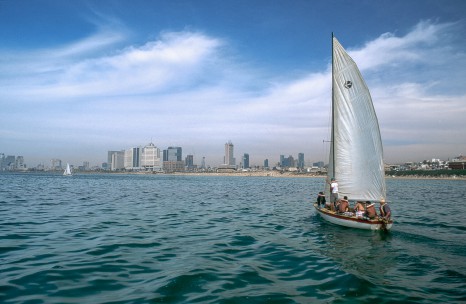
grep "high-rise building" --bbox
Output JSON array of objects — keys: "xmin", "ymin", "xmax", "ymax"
[
  {"xmin": 201, "ymin": 157, "xmax": 206, "ymax": 169},
  {"xmin": 124, "ymin": 147, "xmax": 141, "ymax": 170},
  {"xmin": 108, "ymin": 150, "xmax": 125, "ymax": 171},
  {"xmin": 264, "ymin": 159, "xmax": 269, "ymax": 168},
  {"xmin": 242, "ymin": 153, "xmax": 249, "ymax": 169},
  {"xmin": 185, "ymin": 154, "xmax": 194, "ymax": 170},
  {"xmin": 280, "ymin": 155, "xmax": 295, "ymax": 168},
  {"xmin": 163, "ymin": 147, "xmax": 182, "ymax": 161},
  {"xmin": 224, "ymin": 141, "xmax": 235, "ymax": 166},
  {"xmin": 298, "ymin": 153, "xmax": 304, "ymax": 169},
  {"xmin": 141, "ymin": 143, "xmax": 162, "ymax": 171},
  {"xmin": 163, "ymin": 146, "xmax": 184, "ymax": 172},
  {"xmin": 280, "ymin": 155, "xmax": 285, "ymax": 167}
]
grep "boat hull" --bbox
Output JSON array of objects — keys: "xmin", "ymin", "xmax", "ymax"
[{"xmin": 314, "ymin": 203, "xmax": 392, "ymax": 230}]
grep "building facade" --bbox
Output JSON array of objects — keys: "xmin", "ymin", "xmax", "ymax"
[
  {"xmin": 108, "ymin": 150, "xmax": 125, "ymax": 171},
  {"xmin": 141, "ymin": 143, "xmax": 162, "ymax": 171},
  {"xmin": 242, "ymin": 153, "xmax": 249, "ymax": 169},
  {"xmin": 298, "ymin": 153, "xmax": 304, "ymax": 169},
  {"xmin": 163, "ymin": 147, "xmax": 182, "ymax": 162},
  {"xmin": 124, "ymin": 147, "xmax": 142, "ymax": 170},
  {"xmin": 224, "ymin": 141, "xmax": 235, "ymax": 166},
  {"xmin": 163, "ymin": 146, "xmax": 184, "ymax": 172}
]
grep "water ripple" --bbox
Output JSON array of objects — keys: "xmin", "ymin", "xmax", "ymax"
[{"xmin": 0, "ymin": 174, "xmax": 465, "ymax": 303}]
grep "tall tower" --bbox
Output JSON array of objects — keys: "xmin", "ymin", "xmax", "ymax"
[
  {"xmin": 298, "ymin": 153, "xmax": 304, "ymax": 169},
  {"xmin": 201, "ymin": 157, "xmax": 206, "ymax": 169},
  {"xmin": 242, "ymin": 153, "xmax": 249, "ymax": 169},
  {"xmin": 224, "ymin": 141, "xmax": 235, "ymax": 166},
  {"xmin": 185, "ymin": 155, "xmax": 194, "ymax": 169}
]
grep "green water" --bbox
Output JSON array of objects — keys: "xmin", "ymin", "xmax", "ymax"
[{"xmin": 1, "ymin": 173, "xmax": 465, "ymax": 303}]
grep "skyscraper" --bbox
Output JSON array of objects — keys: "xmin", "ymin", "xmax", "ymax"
[
  {"xmin": 201, "ymin": 157, "xmax": 206, "ymax": 169},
  {"xmin": 224, "ymin": 141, "xmax": 235, "ymax": 166},
  {"xmin": 163, "ymin": 147, "xmax": 182, "ymax": 161},
  {"xmin": 264, "ymin": 159, "xmax": 269, "ymax": 169},
  {"xmin": 108, "ymin": 150, "xmax": 123, "ymax": 171},
  {"xmin": 124, "ymin": 147, "xmax": 141, "ymax": 169},
  {"xmin": 185, "ymin": 154, "xmax": 194, "ymax": 169},
  {"xmin": 141, "ymin": 143, "xmax": 162, "ymax": 171},
  {"xmin": 298, "ymin": 153, "xmax": 304, "ymax": 169},
  {"xmin": 163, "ymin": 146, "xmax": 184, "ymax": 172},
  {"xmin": 242, "ymin": 153, "xmax": 249, "ymax": 169},
  {"xmin": 108, "ymin": 150, "xmax": 125, "ymax": 171}
]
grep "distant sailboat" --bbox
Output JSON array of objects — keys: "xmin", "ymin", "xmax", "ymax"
[
  {"xmin": 314, "ymin": 34, "xmax": 393, "ymax": 230},
  {"xmin": 63, "ymin": 163, "xmax": 72, "ymax": 176}
]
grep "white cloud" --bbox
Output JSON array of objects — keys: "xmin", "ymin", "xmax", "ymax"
[{"xmin": 1, "ymin": 20, "xmax": 465, "ymax": 165}]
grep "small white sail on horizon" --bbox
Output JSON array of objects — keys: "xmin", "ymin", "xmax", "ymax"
[{"xmin": 63, "ymin": 163, "xmax": 72, "ymax": 176}]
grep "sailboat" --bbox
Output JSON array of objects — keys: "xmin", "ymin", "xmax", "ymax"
[
  {"xmin": 314, "ymin": 34, "xmax": 393, "ymax": 230},
  {"xmin": 63, "ymin": 163, "xmax": 73, "ymax": 176}
]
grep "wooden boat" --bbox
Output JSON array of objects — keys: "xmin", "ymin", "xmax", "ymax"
[{"xmin": 314, "ymin": 34, "xmax": 393, "ymax": 231}]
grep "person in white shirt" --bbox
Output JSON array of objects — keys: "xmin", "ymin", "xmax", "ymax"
[{"xmin": 330, "ymin": 177, "xmax": 339, "ymax": 211}]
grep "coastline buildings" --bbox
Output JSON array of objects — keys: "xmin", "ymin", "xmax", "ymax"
[
  {"xmin": 224, "ymin": 141, "xmax": 235, "ymax": 167},
  {"xmin": 108, "ymin": 142, "xmax": 162, "ymax": 171},
  {"xmin": 0, "ymin": 154, "xmax": 27, "ymax": 171},
  {"xmin": 219, "ymin": 141, "xmax": 236, "ymax": 171},
  {"xmin": 124, "ymin": 147, "xmax": 141, "ymax": 170},
  {"xmin": 163, "ymin": 146, "xmax": 184, "ymax": 172},
  {"xmin": 185, "ymin": 154, "xmax": 196, "ymax": 171},
  {"xmin": 141, "ymin": 143, "xmax": 162, "ymax": 171},
  {"xmin": 242, "ymin": 153, "xmax": 249, "ymax": 169},
  {"xmin": 108, "ymin": 150, "xmax": 125, "ymax": 171},
  {"xmin": 201, "ymin": 157, "xmax": 206, "ymax": 170},
  {"xmin": 51, "ymin": 159, "xmax": 62, "ymax": 170},
  {"xmin": 264, "ymin": 159, "xmax": 269, "ymax": 169},
  {"xmin": 298, "ymin": 153, "xmax": 304, "ymax": 169}
]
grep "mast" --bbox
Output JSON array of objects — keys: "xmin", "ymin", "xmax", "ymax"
[{"xmin": 331, "ymin": 32, "xmax": 335, "ymax": 179}]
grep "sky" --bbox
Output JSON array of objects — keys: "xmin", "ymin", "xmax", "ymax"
[{"xmin": 1, "ymin": 0, "xmax": 465, "ymax": 167}]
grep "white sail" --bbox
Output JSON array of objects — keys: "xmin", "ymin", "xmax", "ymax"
[
  {"xmin": 326, "ymin": 37, "xmax": 386, "ymax": 202},
  {"xmin": 63, "ymin": 163, "xmax": 72, "ymax": 176}
]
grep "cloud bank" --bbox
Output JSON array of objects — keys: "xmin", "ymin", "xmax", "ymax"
[{"xmin": 1, "ymin": 20, "xmax": 465, "ymax": 165}]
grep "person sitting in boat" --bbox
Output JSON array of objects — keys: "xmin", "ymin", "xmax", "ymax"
[
  {"xmin": 365, "ymin": 201, "xmax": 377, "ymax": 219},
  {"xmin": 354, "ymin": 201, "xmax": 365, "ymax": 218},
  {"xmin": 338, "ymin": 196, "xmax": 349, "ymax": 213},
  {"xmin": 379, "ymin": 199, "xmax": 391, "ymax": 220},
  {"xmin": 316, "ymin": 192, "xmax": 326, "ymax": 209}
]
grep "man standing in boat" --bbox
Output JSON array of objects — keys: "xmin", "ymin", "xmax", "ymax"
[
  {"xmin": 330, "ymin": 177, "xmax": 339, "ymax": 211},
  {"xmin": 379, "ymin": 199, "xmax": 391, "ymax": 220}
]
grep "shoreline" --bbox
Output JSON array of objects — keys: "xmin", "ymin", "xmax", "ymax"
[
  {"xmin": 156, "ymin": 171, "xmax": 466, "ymax": 180},
  {"xmin": 2, "ymin": 170, "xmax": 465, "ymax": 180}
]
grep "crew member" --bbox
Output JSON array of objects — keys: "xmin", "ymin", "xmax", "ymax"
[
  {"xmin": 379, "ymin": 199, "xmax": 391, "ymax": 220},
  {"xmin": 316, "ymin": 192, "xmax": 326, "ymax": 209}
]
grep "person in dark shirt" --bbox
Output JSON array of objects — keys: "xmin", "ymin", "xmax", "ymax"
[
  {"xmin": 316, "ymin": 192, "xmax": 326, "ymax": 209},
  {"xmin": 379, "ymin": 199, "xmax": 391, "ymax": 220}
]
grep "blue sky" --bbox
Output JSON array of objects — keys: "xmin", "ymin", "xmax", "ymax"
[{"xmin": 1, "ymin": 0, "xmax": 465, "ymax": 167}]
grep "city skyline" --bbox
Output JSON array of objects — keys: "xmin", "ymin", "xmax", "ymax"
[
  {"xmin": 3, "ymin": 141, "xmax": 464, "ymax": 171},
  {"xmin": 1, "ymin": 1, "xmax": 465, "ymax": 166}
]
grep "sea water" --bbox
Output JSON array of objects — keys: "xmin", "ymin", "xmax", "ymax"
[{"xmin": 1, "ymin": 173, "xmax": 465, "ymax": 303}]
